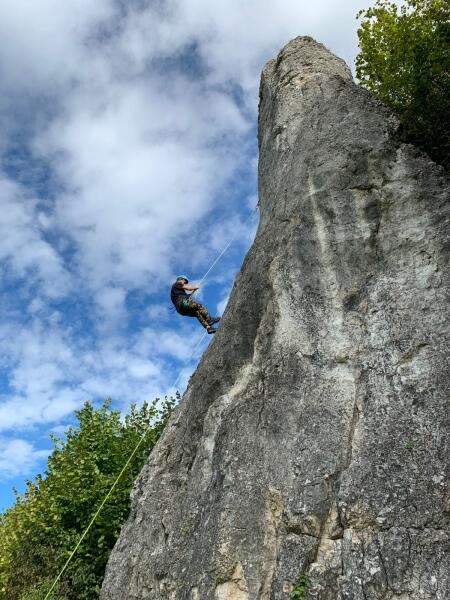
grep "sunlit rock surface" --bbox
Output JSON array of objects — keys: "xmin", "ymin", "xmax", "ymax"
[{"xmin": 101, "ymin": 37, "xmax": 449, "ymax": 600}]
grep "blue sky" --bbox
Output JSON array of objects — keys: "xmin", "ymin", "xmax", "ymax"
[{"xmin": 0, "ymin": 0, "xmax": 404, "ymax": 511}]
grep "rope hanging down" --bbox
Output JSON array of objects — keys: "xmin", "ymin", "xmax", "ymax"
[
  {"xmin": 43, "ymin": 330, "xmax": 207, "ymax": 600},
  {"xmin": 43, "ymin": 213, "xmax": 255, "ymax": 600}
]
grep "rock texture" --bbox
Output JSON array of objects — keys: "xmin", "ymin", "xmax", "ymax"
[{"xmin": 101, "ymin": 37, "xmax": 449, "ymax": 600}]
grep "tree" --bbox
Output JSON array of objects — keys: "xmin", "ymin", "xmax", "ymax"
[
  {"xmin": 0, "ymin": 396, "xmax": 177, "ymax": 600},
  {"xmin": 356, "ymin": 0, "xmax": 450, "ymax": 170}
]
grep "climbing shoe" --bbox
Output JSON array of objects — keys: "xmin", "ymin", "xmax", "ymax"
[
  {"xmin": 208, "ymin": 316, "xmax": 221, "ymax": 325},
  {"xmin": 207, "ymin": 326, "xmax": 217, "ymax": 334}
]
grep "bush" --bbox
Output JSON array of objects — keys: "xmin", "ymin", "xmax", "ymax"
[
  {"xmin": 356, "ymin": 0, "xmax": 450, "ymax": 169},
  {"xmin": 0, "ymin": 396, "xmax": 177, "ymax": 600}
]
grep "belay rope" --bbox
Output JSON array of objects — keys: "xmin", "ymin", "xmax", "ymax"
[
  {"xmin": 43, "ymin": 330, "xmax": 207, "ymax": 600},
  {"xmin": 43, "ymin": 211, "xmax": 256, "ymax": 599}
]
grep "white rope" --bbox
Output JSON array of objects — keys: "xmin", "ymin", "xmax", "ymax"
[
  {"xmin": 192, "ymin": 216, "xmax": 254, "ymax": 295},
  {"xmin": 198, "ymin": 236, "xmax": 236, "ymax": 286}
]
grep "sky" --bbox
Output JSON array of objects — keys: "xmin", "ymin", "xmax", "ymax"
[{"xmin": 0, "ymin": 0, "xmax": 404, "ymax": 511}]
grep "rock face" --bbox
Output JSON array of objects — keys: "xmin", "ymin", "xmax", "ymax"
[{"xmin": 101, "ymin": 38, "xmax": 449, "ymax": 600}]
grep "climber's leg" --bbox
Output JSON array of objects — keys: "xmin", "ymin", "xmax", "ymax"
[
  {"xmin": 176, "ymin": 298, "xmax": 220, "ymax": 333},
  {"xmin": 190, "ymin": 303, "xmax": 220, "ymax": 326},
  {"xmin": 189, "ymin": 299, "xmax": 212, "ymax": 329}
]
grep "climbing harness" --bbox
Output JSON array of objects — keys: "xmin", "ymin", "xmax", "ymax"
[{"xmin": 43, "ymin": 211, "xmax": 257, "ymax": 599}]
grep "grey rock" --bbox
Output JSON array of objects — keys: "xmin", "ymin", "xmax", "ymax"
[{"xmin": 101, "ymin": 37, "xmax": 449, "ymax": 600}]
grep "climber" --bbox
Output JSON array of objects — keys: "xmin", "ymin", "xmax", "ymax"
[{"xmin": 170, "ymin": 276, "xmax": 220, "ymax": 334}]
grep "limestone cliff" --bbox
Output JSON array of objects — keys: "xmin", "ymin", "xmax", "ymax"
[{"xmin": 101, "ymin": 37, "xmax": 449, "ymax": 600}]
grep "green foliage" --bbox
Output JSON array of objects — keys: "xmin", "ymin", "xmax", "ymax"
[
  {"xmin": 291, "ymin": 573, "xmax": 309, "ymax": 599},
  {"xmin": 16, "ymin": 580, "xmax": 64, "ymax": 600},
  {"xmin": 0, "ymin": 395, "xmax": 177, "ymax": 600},
  {"xmin": 356, "ymin": 0, "xmax": 450, "ymax": 169}
]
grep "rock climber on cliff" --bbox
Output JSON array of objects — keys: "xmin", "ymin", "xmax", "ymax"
[{"xmin": 170, "ymin": 276, "xmax": 220, "ymax": 334}]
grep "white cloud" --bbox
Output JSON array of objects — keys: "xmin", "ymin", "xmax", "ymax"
[
  {"xmin": 0, "ymin": 438, "xmax": 49, "ymax": 479},
  {"xmin": 95, "ymin": 286, "xmax": 127, "ymax": 323},
  {"xmin": 0, "ymin": 0, "xmax": 115, "ymax": 92},
  {"xmin": 0, "ymin": 313, "xmax": 207, "ymax": 432},
  {"xmin": 146, "ymin": 303, "xmax": 172, "ymax": 322},
  {"xmin": 33, "ymin": 76, "xmax": 249, "ymax": 295},
  {"xmin": 0, "ymin": 0, "xmax": 391, "ymax": 309},
  {"xmin": 0, "ymin": 176, "xmax": 70, "ymax": 298}
]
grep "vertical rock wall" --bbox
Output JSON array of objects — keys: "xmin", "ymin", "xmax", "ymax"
[{"xmin": 101, "ymin": 37, "xmax": 449, "ymax": 600}]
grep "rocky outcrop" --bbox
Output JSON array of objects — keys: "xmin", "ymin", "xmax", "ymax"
[{"xmin": 101, "ymin": 37, "xmax": 449, "ymax": 599}]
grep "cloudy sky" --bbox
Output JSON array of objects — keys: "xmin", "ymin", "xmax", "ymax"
[{"xmin": 0, "ymin": 0, "xmax": 403, "ymax": 510}]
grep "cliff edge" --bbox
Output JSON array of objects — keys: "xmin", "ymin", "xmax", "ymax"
[{"xmin": 101, "ymin": 37, "xmax": 449, "ymax": 600}]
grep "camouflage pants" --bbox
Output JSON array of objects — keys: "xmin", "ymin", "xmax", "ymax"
[{"xmin": 176, "ymin": 297, "xmax": 212, "ymax": 329}]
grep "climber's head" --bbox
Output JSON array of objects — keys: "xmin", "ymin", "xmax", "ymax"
[{"xmin": 176, "ymin": 275, "xmax": 189, "ymax": 284}]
